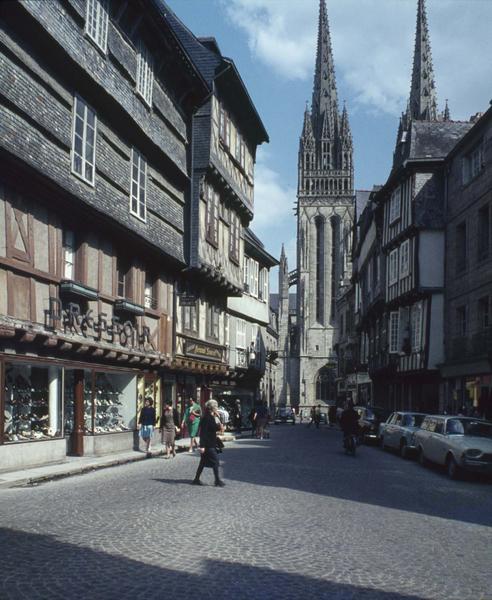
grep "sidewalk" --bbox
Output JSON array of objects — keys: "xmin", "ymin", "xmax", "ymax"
[{"xmin": 0, "ymin": 435, "xmax": 235, "ymax": 490}]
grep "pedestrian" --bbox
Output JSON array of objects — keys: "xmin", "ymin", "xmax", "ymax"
[
  {"xmin": 314, "ymin": 404, "xmax": 322, "ymax": 428},
  {"xmin": 233, "ymin": 399, "xmax": 242, "ymax": 434},
  {"xmin": 161, "ymin": 401, "xmax": 180, "ymax": 459},
  {"xmin": 138, "ymin": 397, "xmax": 157, "ymax": 457},
  {"xmin": 254, "ymin": 402, "xmax": 269, "ymax": 439},
  {"xmin": 307, "ymin": 406, "xmax": 315, "ymax": 428},
  {"xmin": 249, "ymin": 407, "xmax": 257, "ymax": 438},
  {"xmin": 328, "ymin": 404, "xmax": 337, "ymax": 427},
  {"xmin": 192, "ymin": 399, "xmax": 225, "ymax": 487},
  {"xmin": 182, "ymin": 397, "xmax": 201, "ymax": 453}
]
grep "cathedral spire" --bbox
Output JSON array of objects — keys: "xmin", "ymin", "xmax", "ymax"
[
  {"xmin": 312, "ymin": 0, "xmax": 339, "ymax": 137},
  {"xmin": 408, "ymin": 0, "xmax": 438, "ymax": 121}
]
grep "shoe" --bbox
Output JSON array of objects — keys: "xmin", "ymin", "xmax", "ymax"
[
  {"xmin": 146, "ymin": 452, "xmax": 152, "ymax": 458},
  {"xmin": 192, "ymin": 479, "xmax": 204, "ymax": 486},
  {"xmin": 172, "ymin": 451, "xmax": 176, "ymax": 458},
  {"xmin": 214, "ymin": 480, "xmax": 225, "ymax": 487},
  {"xmin": 188, "ymin": 449, "xmax": 193, "ymax": 453}
]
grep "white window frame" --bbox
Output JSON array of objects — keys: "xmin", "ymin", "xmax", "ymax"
[
  {"xmin": 399, "ymin": 239, "xmax": 410, "ymax": 277},
  {"xmin": 63, "ymin": 230, "xmax": 75, "ymax": 279},
  {"xmin": 389, "ymin": 311, "xmax": 400, "ymax": 354},
  {"xmin": 224, "ymin": 313, "xmax": 230, "ymax": 348},
  {"xmin": 130, "ymin": 149, "xmax": 147, "ymax": 222},
  {"xmin": 389, "ymin": 186, "xmax": 401, "ymax": 224},
  {"xmin": 259, "ymin": 268, "xmax": 268, "ymax": 302},
  {"xmin": 250, "ymin": 259, "xmax": 259, "ymax": 297},
  {"xmin": 85, "ymin": 0, "xmax": 109, "ymax": 53},
  {"xmin": 411, "ymin": 303, "xmax": 422, "ymax": 351},
  {"xmin": 243, "ymin": 256, "xmax": 250, "ymax": 292},
  {"xmin": 388, "ymin": 248, "xmax": 399, "ymax": 285},
  {"xmin": 136, "ymin": 42, "xmax": 153, "ymax": 107},
  {"xmin": 71, "ymin": 96, "xmax": 97, "ymax": 186},
  {"xmin": 236, "ymin": 319, "xmax": 246, "ymax": 349}
]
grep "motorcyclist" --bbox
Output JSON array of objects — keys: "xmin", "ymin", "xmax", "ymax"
[{"xmin": 340, "ymin": 400, "xmax": 359, "ymax": 447}]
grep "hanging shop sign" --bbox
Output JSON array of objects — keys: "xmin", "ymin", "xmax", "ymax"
[
  {"xmin": 184, "ymin": 340, "xmax": 223, "ymax": 361},
  {"xmin": 45, "ymin": 298, "xmax": 153, "ymax": 351}
]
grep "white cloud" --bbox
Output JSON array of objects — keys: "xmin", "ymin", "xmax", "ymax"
[{"xmin": 223, "ymin": 0, "xmax": 492, "ymax": 118}]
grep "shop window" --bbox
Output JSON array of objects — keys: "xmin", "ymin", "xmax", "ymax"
[
  {"xmin": 93, "ymin": 372, "xmax": 137, "ymax": 433},
  {"xmin": 4, "ymin": 362, "xmax": 62, "ymax": 443},
  {"xmin": 63, "ymin": 369, "xmax": 93, "ymax": 435}
]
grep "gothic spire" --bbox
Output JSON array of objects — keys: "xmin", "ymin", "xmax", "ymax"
[
  {"xmin": 312, "ymin": 0, "xmax": 339, "ymax": 137},
  {"xmin": 301, "ymin": 104, "xmax": 315, "ymax": 144},
  {"xmin": 408, "ymin": 0, "xmax": 438, "ymax": 121}
]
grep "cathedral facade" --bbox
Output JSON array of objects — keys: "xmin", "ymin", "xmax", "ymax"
[{"xmin": 277, "ymin": 0, "xmax": 356, "ymax": 409}]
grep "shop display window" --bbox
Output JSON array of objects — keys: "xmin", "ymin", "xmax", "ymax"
[
  {"xmin": 63, "ymin": 369, "xmax": 93, "ymax": 435},
  {"xmin": 93, "ymin": 372, "xmax": 136, "ymax": 433},
  {"xmin": 4, "ymin": 362, "xmax": 62, "ymax": 443},
  {"xmin": 137, "ymin": 375, "xmax": 161, "ymax": 426}
]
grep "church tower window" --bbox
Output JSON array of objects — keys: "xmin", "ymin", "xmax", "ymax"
[{"xmin": 315, "ymin": 216, "xmax": 325, "ymax": 323}]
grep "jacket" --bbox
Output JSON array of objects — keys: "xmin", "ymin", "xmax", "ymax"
[{"xmin": 199, "ymin": 413, "xmax": 221, "ymax": 449}]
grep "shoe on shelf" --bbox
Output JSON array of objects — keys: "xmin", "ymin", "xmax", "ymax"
[
  {"xmin": 214, "ymin": 480, "xmax": 225, "ymax": 487},
  {"xmin": 192, "ymin": 479, "xmax": 204, "ymax": 486}
]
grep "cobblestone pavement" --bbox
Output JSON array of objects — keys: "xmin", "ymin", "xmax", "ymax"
[{"xmin": 0, "ymin": 426, "xmax": 491, "ymax": 600}]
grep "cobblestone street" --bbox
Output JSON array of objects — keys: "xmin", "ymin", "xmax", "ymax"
[{"xmin": 0, "ymin": 426, "xmax": 491, "ymax": 600}]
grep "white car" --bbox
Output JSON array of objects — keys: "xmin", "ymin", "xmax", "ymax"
[
  {"xmin": 379, "ymin": 412, "xmax": 426, "ymax": 458},
  {"xmin": 414, "ymin": 415, "xmax": 492, "ymax": 479}
]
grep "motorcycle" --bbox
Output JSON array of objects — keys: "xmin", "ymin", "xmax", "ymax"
[{"xmin": 343, "ymin": 433, "xmax": 357, "ymax": 456}]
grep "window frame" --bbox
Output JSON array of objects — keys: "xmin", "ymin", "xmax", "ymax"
[
  {"xmin": 389, "ymin": 186, "xmax": 401, "ymax": 224},
  {"xmin": 71, "ymin": 95, "xmax": 97, "ymax": 186},
  {"xmin": 182, "ymin": 301, "xmax": 199, "ymax": 335},
  {"xmin": 63, "ymin": 230, "xmax": 76, "ymax": 280},
  {"xmin": 84, "ymin": 0, "xmax": 109, "ymax": 54},
  {"xmin": 229, "ymin": 212, "xmax": 240, "ymax": 264},
  {"xmin": 206, "ymin": 303, "xmax": 220, "ymax": 341},
  {"xmin": 136, "ymin": 41, "xmax": 154, "ymax": 107},
  {"xmin": 388, "ymin": 248, "xmax": 399, "ymax": 285},
  {"xmin": 411, "ymin": 302, "xmax": 422, "ymax": 351},
  {"xmin": 477, "ymin": 204, "xmax": 490, "ymax": 261},
  {"xmin": 130, "ymin": 148, "xmax": 147, "ymax": 222},
  {"xmin": 462, "ymin": 141, "xmax": 484, "ymax": 185},
  {"xmin": 389, "ymin": 311, "xmax": 400, "ymax": 354},
  {"xmin": 399, "ymin": 239, "xmax": 410, "ymax": 277}
]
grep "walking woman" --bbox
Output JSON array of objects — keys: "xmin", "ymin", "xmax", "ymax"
[
  {"xmin": 182, "ymin": 397, "xmax": 201, "ymax": 452},
  {"xmin": 138, "ymin": 397, "xmax": 157, "ymax": 457},
  {"xmin": 161, "ymin": 401, "xmax": 180, "ymax": 459},
  {"xmin": 192, "ymin": 399, "xmax": 225, "ymax": 487}
]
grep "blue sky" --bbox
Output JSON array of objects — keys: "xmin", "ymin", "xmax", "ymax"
[{"xmin": 166, "ymin": 0, "xmax": 492, "ymax": 290}]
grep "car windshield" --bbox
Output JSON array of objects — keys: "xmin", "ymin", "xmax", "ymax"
[
  {"xmin": 403, "ymin": 414, "xmax": 425, "ymax": 427},
  {"xmin": 446, "ymin": 419, "xmax": 492, "ymax": 438}
]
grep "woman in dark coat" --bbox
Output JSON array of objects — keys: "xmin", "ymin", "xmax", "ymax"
[{"xmin": 192, "ymin": 399, "xmax": 225, "ymax": 487}]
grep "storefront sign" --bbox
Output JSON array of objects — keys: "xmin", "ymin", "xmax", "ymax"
[
  {"xmin": 184, "ymin": 340, "xmax": 223, "ymax": 361},
  {"xmin": 46, "ymin": 298, "xmax": 152, "ymax": 351},
  {"xmin": 179, "ymin": 293, "xmax": 197, "ymax": 307}
]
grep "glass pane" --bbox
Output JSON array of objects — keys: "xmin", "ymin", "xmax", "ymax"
[
  {"xmin": 75, "ymin": 115, "xmax": 84, "ymax": 137},
  {"xmin": 4, "ymin": 362, "xmax": 62, "ymax": 442},
  {"xmin": 94, "ymin": 372, "xmax": 137, "ymax": 433}
]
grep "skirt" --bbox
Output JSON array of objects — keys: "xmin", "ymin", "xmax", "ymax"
[
  {"xmin": 163, "ymin": 427, "xmax": 176, "ymax": 445},
  {"xmin": 140, "ymin": 425, "xmax": 154, "ymax": 440},
  {"xmin": 201, "ymin": 447, "xmax": 219, "ymax": 469}
]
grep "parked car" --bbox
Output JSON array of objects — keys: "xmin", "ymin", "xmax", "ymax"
[
  {"xmin": 274, "ymin": 407, "xmax": 295, "ymax": 425},
  {"xmin": 354, "ymin": 406, "xmax": 388, "ymax": 442},
  {"xmin": 379, "ymin": 412, "xmax": 426, "ymax": 458},
  {"xmin": 414, "ymin": 415, "xmax": 492, "ymax": 479}
]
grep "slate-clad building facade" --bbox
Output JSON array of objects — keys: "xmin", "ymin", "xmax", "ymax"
[
  {"xmin": 441, "ymin": 106, "xmax": 492, "ymax": 419},
  {"xmin": 0, "ymin": 0, "xmax": 209, "ymax": 469}
]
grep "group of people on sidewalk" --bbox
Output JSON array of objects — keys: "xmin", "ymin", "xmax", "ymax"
[{"xmin": 137, "ymin": 396, "xmax": 225, "ymax": 486}]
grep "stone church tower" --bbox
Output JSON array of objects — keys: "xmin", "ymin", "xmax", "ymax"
[{"xmin": 278, "ymin": 0, "xmax": 355, "ymax": 410}]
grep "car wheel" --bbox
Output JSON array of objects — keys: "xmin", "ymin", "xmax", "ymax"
[
  {"xmin": 399, "ymin": 440, "xmax": 408, "ymax": 459},
  {"xmin": 446, "ymin": 455, "xmax": 461, "ymax": 480}
]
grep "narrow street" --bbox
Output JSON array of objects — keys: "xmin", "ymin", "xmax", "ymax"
[{"xmin": 0, "ymin": 426, "xmax": 490, "ymax": 600}]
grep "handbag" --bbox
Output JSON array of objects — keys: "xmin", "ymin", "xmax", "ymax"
[{"xmin": 216, "ymin": 436, "xmax": 224, "ymax": 452}]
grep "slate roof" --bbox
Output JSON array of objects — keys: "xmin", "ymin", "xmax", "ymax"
[
  {"xmin": 270, "ymin": 293, "xmax": 297, "ymax": 313},
  {"xmin": 408, "ymin": 121, "xmax": 473, "ymax": 159},
  {"xmin": 355, "ymin": 190, "xmax": 371, "ymax": 220}
]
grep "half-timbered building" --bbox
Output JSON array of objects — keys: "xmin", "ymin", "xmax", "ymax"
[
  {"xmin": 164, "ymin": 10, "xmax": 269, "ymax": 409},
  {"xmin": 0, "ymin": 0, "xmax": 208, "ymax": 469}
]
